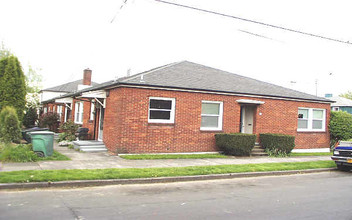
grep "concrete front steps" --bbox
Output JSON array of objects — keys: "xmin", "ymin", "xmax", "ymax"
[
  {"xmin": 251, "ymin": 143, "xmax": 268, "ymax": 156},
  {"xmin": 73, "ymin": 141, "xmax": 108, "ymax": 152}
]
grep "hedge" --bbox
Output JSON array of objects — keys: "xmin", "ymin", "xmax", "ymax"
[
  {"xmin": 215, "ymin": 133, "xmax": 256, "ymax": 156},
  {"xmin": 260, "ymin": 133, "xmax": 295, "ymax": 155}
]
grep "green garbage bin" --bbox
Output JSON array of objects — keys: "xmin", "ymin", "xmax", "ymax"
[{"xmin": 30, "ymin": 131, "xmax": 54, "ymax": 157}]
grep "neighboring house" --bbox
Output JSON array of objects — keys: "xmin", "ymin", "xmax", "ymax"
[
  {"xmin": 41, "ymin": 69, "xmax": 98, "ymax": 137},
  {"xmin": 325, "ymin": 95, "xmax": 352, "ymax": 114},
  {"xmin": 43, "ymin": 61, "xmax": 333, "ymax": 153}
]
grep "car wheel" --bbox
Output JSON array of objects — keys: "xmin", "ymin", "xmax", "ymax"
[
  {"xmin": 35, "ymin": 151, "xmax": 45, "ymax": 157},
  {"xmin": 337, "ymin": 165, "xmax": 351, "ymax": 172}
]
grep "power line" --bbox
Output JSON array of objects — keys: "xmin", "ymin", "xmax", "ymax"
[
  {"xmin": 155, "ymin": 0, "xmax": 352, "ymax": 45},
  {"xmin": 111, "ymin": 0, "xmax": 128, "ymax": 23}
]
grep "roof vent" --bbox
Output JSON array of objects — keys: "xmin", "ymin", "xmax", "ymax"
[{"xmin": 140, "ymin": 74, "xmax": 145, "ymax": 83}]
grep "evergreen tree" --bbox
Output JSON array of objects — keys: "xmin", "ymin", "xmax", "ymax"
[
  {"xmin": 0, "ymin": 56, "xmax": 27, "ymax": 121},
  {"xmin": 0, "ymin": 106, "xmax": 21, "ymax": 143}
]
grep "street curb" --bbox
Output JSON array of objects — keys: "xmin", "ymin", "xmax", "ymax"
[{"xmin": 0, "ymin": 168, "xmax": 336, "ymax": 190}]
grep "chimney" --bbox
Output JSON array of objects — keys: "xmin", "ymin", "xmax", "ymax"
[{"xmin": 83, "ymin": 68, "xmax": 92, "ymax": 85}]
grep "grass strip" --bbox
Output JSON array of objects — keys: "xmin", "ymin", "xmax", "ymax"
[
  {"xmin": 290, "ymin": 152, "xmax": 332, "ymax": 156},
  {"xmin": 120, "ymin": 153, "xmax": 228, "ymax": 160},
  {"xmin": 38, "ymin": 151, "xmax": 71, "ymax": 161},
  {"xmin": 0, "ymin": 160, "xmax": 335, "ymax": 183}
]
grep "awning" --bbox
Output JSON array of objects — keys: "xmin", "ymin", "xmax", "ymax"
[
  {"xmin": 236, "ymin": 99, "xmax": 265, "ymax": 105},
  {"xmin": 55, "ymin": 97, "xmax": 73, "ymax": 104},
  {"xmin": 80, "ymin": 90, "xmax": 106, "ymax": 99}
]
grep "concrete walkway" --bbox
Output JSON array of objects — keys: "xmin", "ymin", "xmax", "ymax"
[{"xmin": 0, "ymin": 143, "xmax": 332, "ymax": 172}]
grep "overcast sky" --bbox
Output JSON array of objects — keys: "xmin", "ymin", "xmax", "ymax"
[{"xmin": 1, "ymin": 0, "xmax": 351, "ymax": 97}]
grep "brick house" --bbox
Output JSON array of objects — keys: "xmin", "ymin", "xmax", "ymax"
[
  {"xmin": 43, "ymin": 61, "xmax": 333, "ymax": 153},
  {"xmin": 41, "ymin": 69, "xmax": 98, "ymax": 138}
]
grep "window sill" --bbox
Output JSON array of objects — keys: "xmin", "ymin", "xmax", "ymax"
[
  {"xmin": 200, "ymin": 128, "xmax": 223, "ymax": 132},
  {"xmin": 148, "ymin": 123, "xmax": 175, "ymax": 127},
  {"xmin": 297, "ymin": 130, "xmax": 326, "ymax": 133}
]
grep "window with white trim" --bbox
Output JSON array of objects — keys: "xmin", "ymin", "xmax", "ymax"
[
  {"xmin": 148, "ymin": 97, "xmax": 175, "ymax": 123},
  {"xmin": 44, "ymin": 107, "xmax": 47, "ymax": 114},
  {"xmin": 57, "ymin": 105, "xmax": 62, "ymax": 120},
  {"xmin": 201, "ymin": 101, "xmax": 223, "ymax": 131},
  {"xmin": 332, "ymin": 107, "xmax": 339, "ymax": 111},
  {"xmin": 74, "ymin": 102, "xmax": 84, "ymax": 124},
  {"xmin": 90, "ymin": 102, "xmax": 95, "ymax": 121},
  {"xmin": 297, "ymin": 108, "xmax": 326, "ymax": 131}
]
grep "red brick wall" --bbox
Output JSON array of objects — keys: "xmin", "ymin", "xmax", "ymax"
[
  {"xmin": 102, "ymin": 87, "xmax": 331, "ymax": 154},
  {"xmin": 43, "ymin": 100, "xmax": 95, "ymax": 139}
]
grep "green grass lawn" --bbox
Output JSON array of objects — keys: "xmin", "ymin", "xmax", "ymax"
[
  {"xmin": 0, "ymin": 160, "xmax": 335, "ymax": 183},
  {"xmin": 38, "ymin": 151, "xmax": 70, "ymax": 161},
  {"xmin": 120, "ymin": 153, "xmax": 228, "ymax": 160},
  {"xmin": 290, "ymin": 152, "xmax": 333, "ymax": 156},
  {"xmin": 0, "ymin": 142, "xmax": 70, "ymax": 162}
]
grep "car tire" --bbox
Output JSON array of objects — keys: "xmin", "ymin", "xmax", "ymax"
[{"xmin": 337, "ymin": 164, "xmax": 351, "ymax": 172}]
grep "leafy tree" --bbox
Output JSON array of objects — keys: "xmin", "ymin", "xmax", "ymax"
[
  {"xmin": 0, "ymin": 56, "xmax": 27, "ymax": 121},
  {"xmin": 340, "ymin": 91, "xmax": 352, "ymax": 100},
  {"xmin": 25, "ymin": 65, "xmax": 42, "ymax": 94},
  {"xmin": 25, "ymin": 65, "xmax": 42, "ymax": 112},
  {"xmin": 329, "ymin": 111, "xmax": 352, "ymax": 148},
  {"xmin": 0, "ymin": 106, "xmax": 21, "ymax": 143}
]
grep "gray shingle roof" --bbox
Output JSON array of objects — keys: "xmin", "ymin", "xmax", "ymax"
[
  {"xmin": 329, "ymin": 96, "xmax": 352, "ymax": 107},
  {"xmin": 43, "ymin": 61, "xmax": 333, "ymax": 103},
  {"xmin": 117, "ymin": 61, "xmax": 332, "ymax": 103},
  {"xmin": 41, "ymin": 79, "xmax": 99, "ymax": 93}
]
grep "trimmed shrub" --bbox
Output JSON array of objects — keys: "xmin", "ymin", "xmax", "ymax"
[
  {"xmin": 260, "ymin": 133, "xmax": 295, "ymax": 156},
  {"xmin": 38, "ymin": 112, "xmax": 60, "ymax": 132},
  {"xmin": 329, "ymin": 111, "xmax": 352, "ymax": 148},
  {"xmin": 215, "ymin": 133, "xmax": 256, "ymax": 156},
  {"xmin": 0, "ymin": 144, "xmax": 38, "ymax": 162},
  {"xmin": 0, "ymin": 106, "xmax": 21, "ymax": 143},
  {"xmin": 58, "ymin": 121, "xmax": 78, "ymax": 142}
]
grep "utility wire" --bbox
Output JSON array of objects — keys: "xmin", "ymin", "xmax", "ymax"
[
  {"xmin": 155, "ymin": 0, "xmax": 352, "ymax": 45},
  {"xmin": 111, "ymin": 0, "xmax": 128, "ymax": 23}
]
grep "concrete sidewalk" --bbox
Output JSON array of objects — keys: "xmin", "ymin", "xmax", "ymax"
[{"xmin": 0, "ymin": 143, "xmax": 332, "ymax": 172}]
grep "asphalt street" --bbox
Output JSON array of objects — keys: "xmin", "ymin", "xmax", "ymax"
[{"xmin": 1, "ymin": 171, "xmax": 351, "ymax": 220}]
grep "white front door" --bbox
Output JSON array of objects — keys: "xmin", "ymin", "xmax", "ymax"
[
  {"xmin": 98, "ymin": 106, "xmax": 105, "ymax": 141},
  {"xmin": 241, "ymin": 106, "xmax": 254, "ymax": 134}
]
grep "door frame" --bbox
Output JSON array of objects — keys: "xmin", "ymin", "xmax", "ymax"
[
  {"xmin": 98, "ymin": 106, "xmax": 105, "ymax": 141},
  {"xmin": 240, "ymin": 105, "xmax": 255, "ymax": 134}
]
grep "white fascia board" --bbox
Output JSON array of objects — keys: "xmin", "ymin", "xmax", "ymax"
[
  {"xmin": 236, "ymin": 99, "xmax": 265, "ymax": 105},
  {"xmin": 55, "ymin": 97, "xmax": 73, "ymax": 103},
  {"xmin": 81, "ymin": 90, "xmax": 106, "ymax": 99}
]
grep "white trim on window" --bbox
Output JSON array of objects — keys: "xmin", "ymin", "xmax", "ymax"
[
  {"xmin": 200, "ymin": 101, "xmax": 223, "ymax": 131},
  {"xmin": 74, "ymin": 102, "xmax": 84, "ymax": 124},
  {"xmin": 90, "ymin": 102, "xmax": 95, "ymax": 121},
  {"xmin": 57, "ymin": 105, "xmax": 62, "ymax": 121},
  {"xmin": 44, "ymin": 107, "xmax": 47, "ymax": 114},
  {"xmin": 297, "ymin": 108, "xmax": 326, "ymax": 132},
  {"xmin": 148, "ymin": 97, "xmax": 176, "ymax": 123},
  {"xmin": 332, "ymin": 107, "xmax": 339, "ymax": 111}
]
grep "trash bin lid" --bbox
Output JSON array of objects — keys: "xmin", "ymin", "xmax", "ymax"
[{"xmin": 30, "ymin": 131, "xmax": 54, "ymax": 135}]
